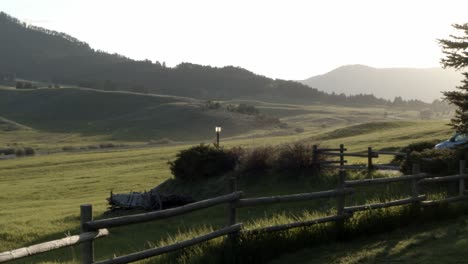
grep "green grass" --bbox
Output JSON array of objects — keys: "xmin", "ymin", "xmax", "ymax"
[
  {"xmin": 269, "ymin": 215, "xmax": 468, "ymax": 264},
  {"xmin": 0, "ymin": 97, "xmax": 459, "ymax": 263}
]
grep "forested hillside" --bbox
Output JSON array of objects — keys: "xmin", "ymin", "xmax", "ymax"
[{"xmin": 0, "ymin": 12, "xmax": 422, "ymax": 107}]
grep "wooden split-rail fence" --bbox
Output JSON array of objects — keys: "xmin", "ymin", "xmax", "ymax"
[{"xmin": 1, "ymin": 145, "xmax": 468, "ymax": 264}]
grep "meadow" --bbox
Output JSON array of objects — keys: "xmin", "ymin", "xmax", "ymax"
[{"xmin": 0, "ymin": 98, "xmax": 458, "ymax": 263}]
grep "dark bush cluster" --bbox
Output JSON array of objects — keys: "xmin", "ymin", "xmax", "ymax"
[
  {"xmin": 168, "ymin": 143, "xmax": 328, "ymax": 181},
  {"xmin": 239, "ymin": 143, "xmax": 327, "ymax": 177},
  {"xmin": 0, "ymin": 147, "xmax": 35, "ymax": 156},
  {"xmin": 168, "ymin": 144, "xmax": 241, "ymax": 181},
  {"xmin": 62, "ymin": 143, "xmax": 125, "ymax": 152}
]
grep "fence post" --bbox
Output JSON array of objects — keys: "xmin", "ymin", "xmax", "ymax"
[
  {"xmin": 406, "ymin": 150, "xmax": 412, "ymax": 174},
  {"xmin": 312, "ymin": 145, "xmax": 319, "ymax": 177},
  {"xmin": 80, "ymin": 204, "xmax": 94, "ymax": 264},
  {"xmin": 336, "ymin": 169, "xmax": 346, "ymax": 232},
  {"xmin": 226, "ymin": 177, "xmax": 238, "ymax": 262},
  {"xmin": 411, "ymin": 164, "xmax": 421, "ymax": 202},
  {"xmin": 339, "ymin": 144, "xmax": 345, "ymax": 167},
  {"xmin": 460, "ymin": 160, "xmax": 466, "ymax": 196},
  {"xmin": 367, "ymin": 147, "xmax": 373, "ymax": 178}
]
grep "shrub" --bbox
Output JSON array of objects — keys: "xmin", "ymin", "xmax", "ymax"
[
  {"xmin": 0, "ymin": 148, "xmax": 15, "ymax": 155},
  {"xmin": 275, "ymin": 143, "xmax": 314, "ymax": 172},
  {"xmin": 295, "ymin": 127, "xmax": 305, "ymax": 133},
  {"xmin": 62, "ymin": 146, "xmax": 77, "ymax": 151},
  {"xmin": 99, "ymin": 143, "xmax": 117, "ymax": 149},
  {"xmin": 391, "ymin": 139, "xmax": 440, "ymax": 166},
  {"xmin": 239, "ymin": 146, "xmax": 276, "ymax": 175},
  {"xmin": 168, "ymin": 144, "xmax": 240, "ymax": 181},
  {"xmin": 15, "ymin": 148, "xmax": 25, "ymax": 156},
  {"xmin": 407, "ymin": 148, "xmax": 460, "ymax": 175},
  {"xmin": 24, "ymin": 147, "xmax": 35, "ymax": 156},
  {"xmin": 239, "ymin": 143, "xmax": 329, "ymax": 178}
]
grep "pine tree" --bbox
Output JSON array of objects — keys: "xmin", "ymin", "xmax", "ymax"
[{"xmin": 439, "ymin": 23, "xmax": 468, "ymax": 132}]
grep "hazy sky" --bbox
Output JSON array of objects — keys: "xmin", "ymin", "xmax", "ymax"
[{"xmin": 2, "ymin": 0, "xmax": 467, "ymax": 79}]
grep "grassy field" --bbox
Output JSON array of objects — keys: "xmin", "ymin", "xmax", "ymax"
[
  {"xmin": 269, "ymin": 215, "xmax": 468, "ymax": 264},
  {"xmin": 0, "ymin": 93, "xmax": 459, "ymax": 263}
]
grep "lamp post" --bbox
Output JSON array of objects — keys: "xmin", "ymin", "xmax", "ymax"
[{"xmin": 215, "ymin": 126, "xmax": 222, "ymax": 148}]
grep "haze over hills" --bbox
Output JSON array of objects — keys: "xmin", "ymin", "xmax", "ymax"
[
  {"xmin": 0, "ymin": 12, "xmax": 414, "ymax": 107},
  {"xmin": 302, "ymin": 65, "xmax": 463, "ymax": 102}
]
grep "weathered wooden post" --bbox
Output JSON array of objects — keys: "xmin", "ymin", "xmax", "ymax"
[
  {"xmin": 312, "ymin": 145, "xmax": 319, "ymax": 177},
  {"xmin": 459, "ymin": 160, "xmax": 466, "ymax": 196},
  {"xmin": 80, "ymin": 204, "xmax": 94, "ymax": 264},
  {"xmin": 411, "ymin": 164, "xmax": 421, "ymax": 203},
  {"xmin": 367, "ymin": 147, "xmax": 373, "ymax": 178},
  {"xmin": 406, "ymin": 150, "xmax": 412, "ymax": 174},
  {"xmin": 336, "ymin": 169, "xmax": 346, "ymax": 233},
  {"xmin": 339, "ymin": 144, "xmax": 345, "ymax": 167},
  {"xmin": 226, "ymin": 177, "xmax": 238, "ymax": 261},
  {"xmin": 226, "ymin": 177, "xmax": 237, "ymax": 227}
]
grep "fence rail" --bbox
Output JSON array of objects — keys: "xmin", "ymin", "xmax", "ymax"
[
  {"xmin": 2, "ymin": 146, "xmax": 468, "ymax": 264},
  {"xmin": 0, "ymin": 229, "xmax": 109, "ymax": 263}
]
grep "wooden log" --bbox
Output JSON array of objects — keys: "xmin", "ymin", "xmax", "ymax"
[
  {"xmin": 421, "ymin": 195, "xmax": 468, "ymax": 206},
  {"xmin": 340, "ymin": 144, "xmax": 345, "ymax": 167},
  {"xmin": 418, "ymin": 174, "xmax": 468, "ymax": 184},
  {"xmin": 345, "ymin": 173, "xmax": 428, "ymax": 187},
  {"xmin": 94, "ymin": 224, "xmax": 242, "ymax": 264},
  {"xmin": 87, "ymin": 191, "xmax": 243, "ymax": 230},
  {"xmin": 321, "ymin": 164, "xmax": 367, "ymax": 170},
  {"xmin": 336, "ymin": 170, "xmax": 346, "ymax": 216},
  {"xmin": 373, "ymin": 164, "xmax": 400, "ymax": 171},
  {"xmin": 317, "ymin": 148, "xmax": 348, "ymax": 152},
  {"xmin": 0, "ymin": 229, "xmax": 109, "ymax": 263},
  {"xmin": 373, "ymin": 151, "xmax": 406, "ymax": 156},
  {"xmin": 367, "ymin": 147, "xmax": 373, "ymax": 177},
  {"xmin": 321, "ymin": 152, "xmax": 376, "ymax": 158},
  {"xmin": 235, "ymin": 188, "xmax": 354, "ymax": 208},
  {"xmin": 318, "ymin": 160, "xmax": 348, "ymax": 165},
  {"xmin": 242, "ymin": 214, "xmax": 351, "ymax": 235},
  {"xmin": 312, "ymin": 145, "xmax": 319, "ymax": 177},
  {"xmin": 81, "ymin": 204, "xmax": 94, "ymax": 264},
  {"xmin": 411, "ymin": 164, "xmax": 421, "ymax": 202},
  {"xmin": 344, "ymin": 195, "xmax": 426, "ymax": 212},
  {"xmin": 226, "ymin": 177, "xmax": 238, "ymax": 247}
]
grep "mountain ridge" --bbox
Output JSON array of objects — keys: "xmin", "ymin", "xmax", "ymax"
[{"xmin": 302, "ymin": 64, "xmax": 463, "ymax": 102}]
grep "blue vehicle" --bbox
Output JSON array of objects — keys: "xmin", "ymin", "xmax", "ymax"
[{"xmin": 435, "ymin": 133, "xmax": 468, "ymax": 149}]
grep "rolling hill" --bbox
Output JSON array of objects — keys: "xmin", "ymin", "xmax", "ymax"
[
  {"xmin": 302, "ymin": 65, "xmax": 463, "ymax": 102},
  {"xmin": 0, "ymin": 12, "xmax": 400, "ymax": 106},
  {"xmin": 0, "ymin": 88, "xmax": 279, "ymax": 141}
]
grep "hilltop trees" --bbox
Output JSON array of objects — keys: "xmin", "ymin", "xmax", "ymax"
[{"xmin": 439, "ymin": 23, "xmax": 468, "ymax": 132}]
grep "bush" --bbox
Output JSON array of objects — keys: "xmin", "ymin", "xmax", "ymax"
[
  {"xmin": 275, "ymin": 143, "xmax": 314, "ymax": 172},
  {"xmin": 295, "ymin": 127, "xmax": 305, "ymax": 133},
  {"xmin": 24, "ymin": 147, "xmax": 35, "ymax": 156},
  {"xmin": 62, "ymin": 146, "xmax": 77, "ymax": 151},
  {"xmin": 15, "ymin": 148, "xmax": 25, "ymax": 156},
  {"xmin": 407, "ymin": 148, "xmax": 460, "ymax": 175},
  {"xmin": 168, "ymin": 144, "xmax": 240, "ymax": 181},
  {"xmin": 0, "ymin": 148, "xmax": 15, "ymax": 155},
  {"xmin": 239, "ymin": 143, "xmax": 330, "ymax": 178},
  {"xmin": 239, "ymin": 146, "xmax": 276, "ymax": 175},
  {"xmin": 390, "ymin": 139, "xmax": 441, "ymax": 167}
]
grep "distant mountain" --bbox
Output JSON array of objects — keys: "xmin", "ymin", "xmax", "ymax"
[
  {"xmin": 302, "ymin": 65, "xmax": 463, "ymax": 102},
  {"xmin": 0, "ymin": 12, "xmax": 406, "ymax": 107}
]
